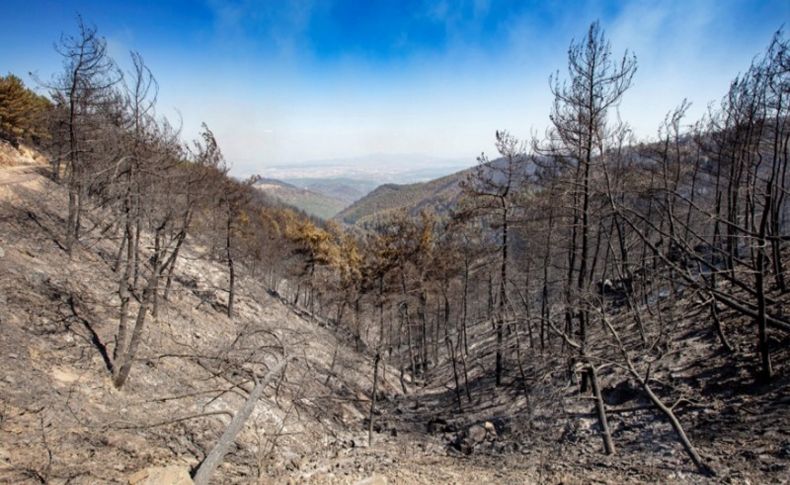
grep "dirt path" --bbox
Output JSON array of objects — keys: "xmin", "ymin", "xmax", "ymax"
[{"xmin": 0, "ymin": 165, "xmax": 41, "ymax": 186}]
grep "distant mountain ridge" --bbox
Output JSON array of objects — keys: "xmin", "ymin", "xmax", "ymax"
[
  {"xmin": 253, "ymin": 153, "xmax": 477, "ymax": 221},
  {"xmin": 333, "ymin": 156, "xmax": 533, "ymax": 227},
  {"xmin": 333, "ymin": 168, "xmax": 470, "ymax": 226},
  {"xmin": 252, "ymin": 178, "xmax": 348, "ymax": 220},
  {"xmin": 280, "ymin": 177, "xmax": 379, "ymax": 205}
]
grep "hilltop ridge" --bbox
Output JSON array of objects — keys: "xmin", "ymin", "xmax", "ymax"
[
  {"xmin": 334, "ymin": 169, "xmax": 468, "ymax": 226},
  {"xmin": 253, "ymin": 177, "xmax": 349, "ymax": 220}
]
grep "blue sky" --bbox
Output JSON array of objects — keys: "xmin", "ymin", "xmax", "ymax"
[{"xmin": 1, "ymin": 0, "xmax": 788, "ymax": 176}]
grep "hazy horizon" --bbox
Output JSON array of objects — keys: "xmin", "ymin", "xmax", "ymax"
[
  {"xmin": 2, "ymin": 0, "xmax": 788, "ymax": 177},
  {"xmin": 257, "ymin": 152, "xmax": 472, "ymax": 183}
]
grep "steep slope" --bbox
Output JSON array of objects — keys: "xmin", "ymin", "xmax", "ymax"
[
  {"xmin": 253, "ymin": 178, "xmax": 348, "ymax": 219},
  {"xmin": 0, "ymin": 147, "xmax": 402, "ymax": 484},
  {"xmin": 364, "ymin": 250, "xmax": 790, "ymax": 484}
]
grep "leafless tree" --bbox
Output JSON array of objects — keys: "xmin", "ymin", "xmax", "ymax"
[{"xmin": 47, "ymin": 17, "xmax": 119, "ymax": 255}]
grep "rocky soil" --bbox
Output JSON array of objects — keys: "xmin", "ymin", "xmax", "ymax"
[
  {"xmin": 0, "ymin": 144, "xmax": 788, "ymax": 484},
  {"xmin": 0, "ymin": 149, "xmax": 400, "ymax": 483}
]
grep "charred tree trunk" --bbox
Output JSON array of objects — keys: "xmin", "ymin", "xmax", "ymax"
[
  {"xmin": 641, "ymin": 381, "xmax": 715, "ymax": 476},
  {"xmin": 226, "ymin": 211, "xmax": 236, "ymax": 319},
  {"xmin": 588, "ymin": 365, "xmax": 615, "ymax": 455},
  {"xmin": 368, "ymin": 351, "xmax": 381, "ymax": 446},
  {"xmin": 193, "ymin": 359, "xmax": 287, "ymax": 485}
]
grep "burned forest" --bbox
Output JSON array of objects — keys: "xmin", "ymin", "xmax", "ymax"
[{"xmin": 1, "ymin": 12, "xmax": 789, "ymax": 485}]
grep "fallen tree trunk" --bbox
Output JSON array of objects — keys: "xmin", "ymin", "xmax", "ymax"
[
  {"xmin": 192, "ymin": 358, "xmax": 288, "ymax": 485},
  {"xmin": 640, "ymin": 381, "xmax": 715, "ymax": 477},
  {"xmin": 588, "ymin": 365, "xmax": 615, "ymax": 455},
  {"xmin": 599, "ymin": 314, "xmax": 715, "ymax": 477}
]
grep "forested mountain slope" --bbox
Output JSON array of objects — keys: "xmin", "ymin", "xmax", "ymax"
[
  {"xmin": 333, "ymin": 153, "xmax": 532, "ymax": 227},
  {"xmin": 334, "ymin": 170, "xmax": 467, "ymax": 226},
  {"xmin": 280, "ymin": 177, "xmax": 378, "ymax": 206},
  {"xmin": 253, "ymin": 177, "xmax": 349, "ymax": 220}
]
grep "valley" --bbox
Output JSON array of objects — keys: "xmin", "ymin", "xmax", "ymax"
[
  {"xmin": 1, "ymin": 8, "xmax": 789, "ymax": 485},
  {"xmin": 2, "ymin": 147, "xmax": 787, "ymax": 484}
]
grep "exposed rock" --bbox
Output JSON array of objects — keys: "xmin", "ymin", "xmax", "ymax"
[
  {"xmin": 354, "ymin": 473, "xmax": 388, "ymax": 485},
  {"xmin": 128, "ymin": 465, "xmax": 193, "ymax": 485},
  {"xmin": 468, "ymin": 424, "xmax": 487, "ymax": 445},
  {"xmin": 484, "ymin": 421, "xmax": 497, "ymax": 437},
  {"xmin": 50, "ymin": 366, "xmax": 80, "ymax": 384},
  {"xmin": 450, "ymin": 422, "xmax": 499, "ymax": 455}
]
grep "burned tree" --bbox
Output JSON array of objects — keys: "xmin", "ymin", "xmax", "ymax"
[
  {"xmin": 544, "ymin": 21, "xmax": 637, "ymax": 345},
  {"xmin": 459, "ymin": 130, "xmax": 527, "ymax": 386},
  {"xmin": 48, "ymin": 17, "xmax": 119, "ymax": 255}
]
